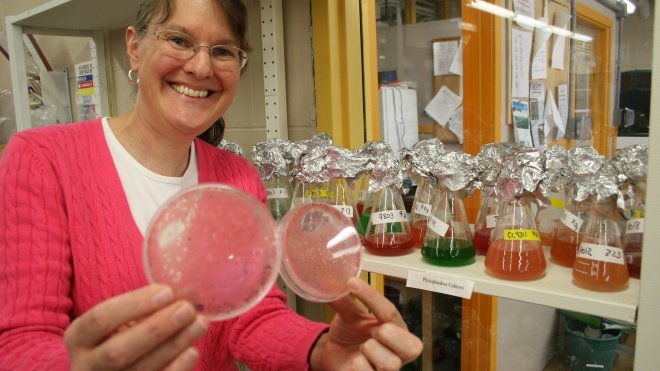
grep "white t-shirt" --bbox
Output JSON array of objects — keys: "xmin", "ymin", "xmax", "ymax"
[{"xmin": 102, "ymin": 117, "xmax": 198, "ymax": 235}]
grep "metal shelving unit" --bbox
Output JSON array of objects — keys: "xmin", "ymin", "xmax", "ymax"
[{"xmin": 5, "ymin": 0, "xmax": 143, "ymax": 131}]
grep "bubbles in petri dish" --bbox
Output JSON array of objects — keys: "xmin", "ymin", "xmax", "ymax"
[{"xmin": 143, "ymin": 184, "xmax": 280, "ymax": 321}]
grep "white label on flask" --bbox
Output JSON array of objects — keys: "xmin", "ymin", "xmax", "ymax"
[
  {"xmin": 577, "ymin": 242, "xmax": 625, "ymax": 265},
  {"xmin": 497, "ymin": 214, "xmax": 513, "ymax": 227},
  {"xmin": 266, "ymin": 188, "xmax": 289, "ymax": 200},
  {"xmin": 332, "ymin": 205, "xmax": 354, "ymax": 218},
  {"xmin": 406, "ymin": 270, "xmax": 474, "ymax": 299},
  {"xmin": 625, "ymin": 218, "xmax": 644, "ymax": 235},
  {"xmin": 560, "ymin": 209, "xmax": 584, "ymax": 232},
  {"xmin": 428, "ymin": 215, "xmax": 450, "ymax": 236},
  {"xmin": 358, "ymin": 190, "xmax": 369, "ymax": 201},
  {"xmin": 371, "ymin": 210, "xmax": 408, "ymax": 225},
  {"xmin": 413, "ymin": 202, "xmax": 432, "ymax": 217},
  {"xmin": 486, "ymin": 214, "xmax": 499, "ymax": 229}
]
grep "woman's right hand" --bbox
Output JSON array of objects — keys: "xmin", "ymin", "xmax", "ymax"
[{"xmin": 64, "ymin": 284, "xmax": 209, "ymax": 371}]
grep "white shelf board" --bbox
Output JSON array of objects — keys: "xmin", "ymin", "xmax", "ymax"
[
  {"xmin": 362, "ymin": 249, "xmax": 639, "ymax": 323},
  {"xmin": 9, "ymin": 0, "xmax": 141, "ymax": 31}
]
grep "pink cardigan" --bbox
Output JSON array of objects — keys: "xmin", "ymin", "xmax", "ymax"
[{"xmin": 0, "ymin": 119, "xmax": 328, "ymax": 370}]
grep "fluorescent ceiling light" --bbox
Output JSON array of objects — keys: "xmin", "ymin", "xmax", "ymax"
[
  {"xmin": 621, "ymin": 0, "xmax": 636, "ymax": 14},
  {"xmin": 469, "ymin": 0, "xmax": 593, "ymax": 42}
]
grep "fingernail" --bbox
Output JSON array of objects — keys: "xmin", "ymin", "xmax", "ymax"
[
  {"xmin": 173, "ymin": 303, "xmax": 194, "ymax": 326},
  {"xmin": 348, "ymin": 277, "xmax": 362, "ymax": 292},
  {"xmin": 188, "ymin": 316, "xmax": 209, "ymax": 337},
  {"xmin": 152, "ymin": 287, "xmax": 174, "ymax": 306},
  {"xmin": 181, "ymin": 347, "xmax": 199, "ymax": 365}
]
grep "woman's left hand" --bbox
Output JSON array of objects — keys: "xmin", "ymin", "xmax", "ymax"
[{"xmin": 309, "ymin": 277, "xmax": 423, "ymax": 370}]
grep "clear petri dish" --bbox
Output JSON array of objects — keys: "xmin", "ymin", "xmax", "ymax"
[
  {"xmin": 143, "ymin": 183, "xmax": 281, "ymax": 321},
  {"xmin": 278, "ymin": 203, "xmax": 363, "ymax": 302}
]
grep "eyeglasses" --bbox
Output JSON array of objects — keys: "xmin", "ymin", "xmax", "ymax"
[{"xmin": 140, "ymin": 28, "xmax": 248, "ymax": 70}]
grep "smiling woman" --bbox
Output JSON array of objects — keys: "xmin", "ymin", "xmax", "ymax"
[{"xmin": 0, "ymin": 0, "xmax": 423, "ymax": 370}]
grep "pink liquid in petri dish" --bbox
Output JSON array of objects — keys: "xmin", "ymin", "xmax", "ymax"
[
  {"xmin": 143, "ymin": 184, "xmax": 280, "ymax": 321},
  {"xmin": 278, "ymin": 203, "xmax": 363, "ymax": 302}
]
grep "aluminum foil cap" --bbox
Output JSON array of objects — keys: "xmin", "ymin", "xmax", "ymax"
[
  {"xmin": 566, "ymin": 146, "xmax": 604, "ymax": 201},
  {"xmin": 400, "ymin": 139, "xmax": 445, "ymax": 183},
  {"xmin": 475, "ymin": 142, "xmax": 519, "ymax": 196},
  {"xmin": 365, "ymin": 144, "xmax": 406, "ymax": 193},
  {"xmin": 291, "ymin": 143, "xmax": 370, "ymax": 183},
  {"xmin": 431, "ymin": 151, "xmax": 479, "ymax": 198},
  {"xmin": 251, "ymin": 138, "xmax": 292, "ymax": 180},
  {"xmin": 576, "ymin": 160, "xmax": 623, "ymax": 208},
  {"xmin": 614, "ymin": 145, "xmax": 648, "ymax": 183},
  {"xmin": 497, "ymin": 146, "xmax": 544, "ymax": 202},
  {"xmin": 542, "ymin": 144, "xmax": 570, "ymax": 192},
  {"xmin": 217, "ymin": 139, "xmax": 244, "ymax": 157}
]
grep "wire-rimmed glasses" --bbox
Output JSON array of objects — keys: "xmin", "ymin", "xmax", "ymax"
[{"xmin": 140, "ymin": 28, "xmax": 248, "ymax": 70}]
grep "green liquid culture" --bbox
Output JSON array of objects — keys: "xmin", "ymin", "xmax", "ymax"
[{"xmin": 422, "ymin": 237, "xmax": 476, "ymax": 266}]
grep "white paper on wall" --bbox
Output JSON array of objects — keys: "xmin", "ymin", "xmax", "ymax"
[
  {"xmin": 530, "ymin": 81, "xmax": 546, "ymax": 149},
  {"xmin": 513, "ymin": 0, "xmax": 535, "ymax": 30},
  {"xmin": 531, "ymin": 17, "xmax": 550, "ymax": 80},
  {"xmin": 544, "ymin": 89, "xmax": 565, "ymax": 140},
  {"xmin": 448, "ymin": 105, "xmax": 464, "ymax": 143},
  {"xmin": 433, "ymin": 41, "xmax": 459, "ymax": 76},
  {"xmin": 551, "ymin": 12, "xmax": 572, "ymax": 70},
  {"xmin": 449, "ymin": 40, "xmax": 463, "ymax": 76},
  {"xmin": 557, "ymin": 83, "xmax": 569, "ymax": 129},
  {"xmin": 424, "ymin": 86, "xmax": 462, "ymax": 127},
  {"xmin": 511, "ymin": 28, "xmax": 533, "ymax": 98}
]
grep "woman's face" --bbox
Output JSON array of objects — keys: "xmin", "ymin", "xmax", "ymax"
[{"xmin": 128, "ymin": 0, "xmax": 241, "ymax": 139}]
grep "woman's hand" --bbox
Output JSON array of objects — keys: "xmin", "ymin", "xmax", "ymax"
[
  {"xmin": 64, "ymin": 284, "xmax": 209, "ymax": 371},
  {"xmin": 310, "ymin": 277, "xmax": 423, "ymax": 370}
]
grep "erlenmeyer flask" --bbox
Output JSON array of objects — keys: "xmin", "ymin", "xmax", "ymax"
[
  {"xmin": 535, "ymin": 190, "xmax": 566, "ymax": 247},
  {"xmin": 363, "ymin": 185, "xmax": 414, "ymax": 256},
  {"xmin": 550, "ymin": 196, "xmax": 589, "ymax": 267},
  {"xmin": 473, "ymin": 193, "xmax": 500, "ymax": 256},
  {"xmin": 573, "ymin": 197, "xmax": 629, "ymax": 291},
  {"xmin": 410, "ymin": 178, "xmax": 436, "ymax": 249},
  {"xmin": 484, "ymin": 197, "xmax": 546, "ymax": 280},
  {"xmin": 622, "ymin": 187, "xmax": 645, "ymax": 279},
  {"xmin": 290, "ymin": 180, "xmax": 328, "ymax": 207},
  {"xmin": 354, "ymin": 173, "xmax": 372, "ymax": 236},
  {"xmin": 263, "ymin": 175, "xmax": 293, "ymax": 221},
  {"xmin": 327, "ymin": 177, "xmax": 360, "ymax": 227},
  {"xmin": 421, "ymin": 188, "xmax": 474, "ymax": 266},
  {"xmin": 290, "ymin": 179, "xmax": 358, "ymax": 227}
]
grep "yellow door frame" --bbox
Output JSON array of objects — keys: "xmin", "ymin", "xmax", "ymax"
[{"xmin": 576, "ymin": 3, "xmax": 614, "ymax": 157}]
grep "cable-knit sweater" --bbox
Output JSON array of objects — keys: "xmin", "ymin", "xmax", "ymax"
[{"xmin": 0, "ymin": 119, "xmax": 328, "ymax": 370}]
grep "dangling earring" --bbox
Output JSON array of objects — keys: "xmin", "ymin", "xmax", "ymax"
[{"xmin": 128, "ymin": 69, "xmax": 140, "ymax": 85}]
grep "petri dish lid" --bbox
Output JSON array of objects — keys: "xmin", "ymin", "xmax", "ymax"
[
  {"xmin": 278, "ymin": 203, "xmax": 363, "ymax": 302},
  {"xmin": 143, "ymin": 183, "xmax": 281, "ymax": 321}
]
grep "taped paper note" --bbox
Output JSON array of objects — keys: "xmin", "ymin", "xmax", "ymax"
[{"xmin": 425, "ymin": 86, "xmax": 461, "ymax": 127}]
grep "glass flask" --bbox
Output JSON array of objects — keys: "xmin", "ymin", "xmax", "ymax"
[
  {"xmin": 622, "ymin": 187, "xmax": 645, "ymax": 279},
  {"xmin": 290, "ymin": 178, "xmax": 359, "ymax": 227},
  {"xmin": 362, "ymin": 185, "xmax": 414, "ymax": 256},
  {"xmin": 473, "ymin": 193, "xmax": 501, "ymax": 256},
  {"xmin": 421, "ymin": 188, "xmax": 475, "ymax": 266},
  {"xmin": 409, "ymin": 177, "xmax": 436, "ymax": 249},
  {"xmin": 534, "ymin": 190, "xmax": 566, "ymax": 247},
  {"xmin": 550, "ymin": 195, "xmax": 590, "ymax": 267},
  {"xmin": 354, "ymin": 173, "xmax": 372, "ymax": 236},
  {"xmin": 484, "ymin": 196, "xmax": 547, "ymax": 280},
  {"xmin": 263, "ymin": 175, "xmax": 293, "ymax": 221},
  {"xmin": 572, "ymin": 196, "xmax": 629, "ymax": 291}
]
